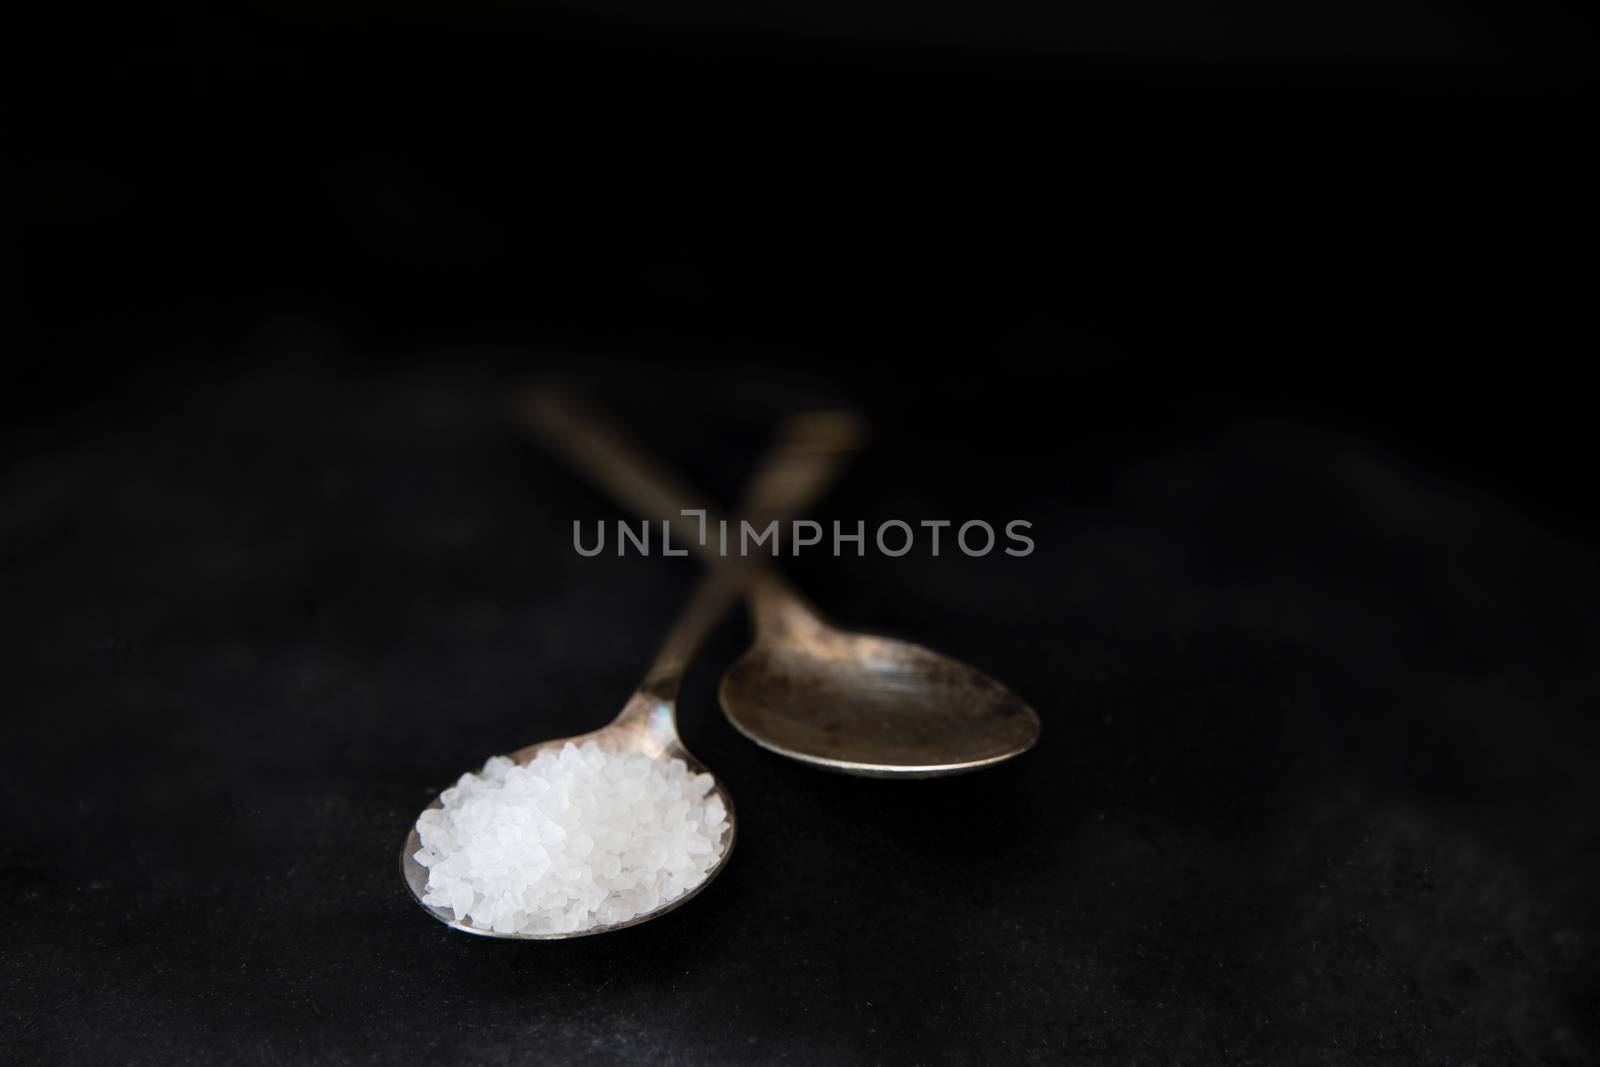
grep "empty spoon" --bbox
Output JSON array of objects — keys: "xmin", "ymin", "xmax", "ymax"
[
  {"xmin": 400, "ymin": 410, "xmax": 860, "ymax": 937},
  {"xmin": 516, "ymin": 390, "xmax": 1040, "ymax": 778}
]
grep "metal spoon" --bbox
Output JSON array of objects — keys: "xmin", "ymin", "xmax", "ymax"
[
  {"xmin": 400, "ymin": 410, "xmax": 861, "ymax": 937},
  {"xmin": 516, "ymin": 391, "xmax": 1041, "ymax": 779}
]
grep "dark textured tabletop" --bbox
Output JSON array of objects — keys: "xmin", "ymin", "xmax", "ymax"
[
  {"xmin": 15, "ymin": 0, "xmax": 1596, "ymax": 1055},
  {"xmin": 4, "ymin": 355, "xmax": 1596, "ymax": 1064}
]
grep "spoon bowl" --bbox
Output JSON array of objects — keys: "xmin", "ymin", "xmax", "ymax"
[
  {"xmin": 400, "ymin": 691, "xmax": 737, "ymax": 939},
  {"xmin": 721, "ymin": 619, "xmax": 1040, "ymax": 777}
]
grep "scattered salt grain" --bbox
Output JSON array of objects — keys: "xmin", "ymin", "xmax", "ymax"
[{"xmin": 413, "ymin": 740, "xmax": 728, "ymax": 935}]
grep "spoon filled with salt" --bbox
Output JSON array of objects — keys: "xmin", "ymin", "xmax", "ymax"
[
  {"xmin": 517, "ymin": 390, "xmax": 1040, "ymax": 778},
  {"xmin": 400, "ymin": 410, "xmax": 861, "ymax": 938}
]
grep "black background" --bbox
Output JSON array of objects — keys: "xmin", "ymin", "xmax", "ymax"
[{"xmin": 12, "ymin": 0, "xmax": 1598, "ymax": 1063}]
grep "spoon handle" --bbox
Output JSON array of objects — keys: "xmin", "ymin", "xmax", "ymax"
[
  {"xmin": 641, "ymin": 412, "xmax": 860, "ymax": 694},
  {"xmin": 516, "ymin": 387, "xmax": 716, "ymax": 554},
  {"xmin": 514, "ymin": 388, "xmax": 862, "ymax": 694},
  {"xmin": 515, "ymin": 388, "xmax": 863, "ymax": 560}
]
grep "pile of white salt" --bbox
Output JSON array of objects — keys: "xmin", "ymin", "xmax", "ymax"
[{"xmin": 413, "ymin": 740, "xmax": 727, "ymax": 935}]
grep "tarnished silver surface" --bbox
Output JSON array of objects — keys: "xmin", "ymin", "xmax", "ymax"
[{"xmin": 721, "ymin": 572, "xmax": 1039, "ymax": 777}]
